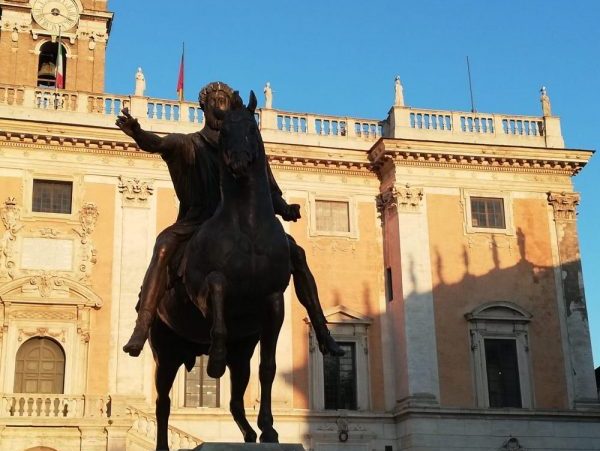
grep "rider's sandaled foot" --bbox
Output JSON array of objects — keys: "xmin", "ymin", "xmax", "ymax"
[
  {"xmin": 318, "ymin": 331, "xmax": 345, "ymax": 356},
  {"xmin": 122, "ymin": 328, "xmax": 148, "ymax": 357}
]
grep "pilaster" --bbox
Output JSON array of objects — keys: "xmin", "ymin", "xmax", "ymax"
[
  {"xmin": 377, "ymin": 182, "xmax": 440, "ymax": 406},
  {"xmin": 547, "ymin": 192, "xmax": 598, "ymax": 406}
]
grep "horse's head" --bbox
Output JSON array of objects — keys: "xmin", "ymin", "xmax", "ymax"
[{"xmin": 215, "ymin": 91, "xmax": 260, "ymax": 179}]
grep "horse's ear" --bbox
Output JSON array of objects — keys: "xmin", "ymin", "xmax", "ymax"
[
  {"xmin": 247, "ymin": 90, "xmax": 257, "ymax": 114},
  {"xmin": 231, "ymin": 91, "xmax": 244, "ymax": 109}
]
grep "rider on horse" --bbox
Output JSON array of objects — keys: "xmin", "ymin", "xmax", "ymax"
[{"xmin": 116, "ymin": 81, "xmax": 343, "ymax": 359}]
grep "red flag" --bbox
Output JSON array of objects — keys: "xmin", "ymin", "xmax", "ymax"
[{"xmin": 176, "ymin": 44, "xmax": 184, "ymax": 101}]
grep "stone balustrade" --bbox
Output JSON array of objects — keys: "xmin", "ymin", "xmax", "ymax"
[
  {"xmin": 127, "ymin": 405, "xmax": 202, "ymax": 449},
  {"xmin": 407, "ymin": 108, "xmax": 544, "ymax": 137},
  {"xmin": 0, "ymin": 83, "xmax": 562, "ymax": 147},
  {"xmin": 0, "ymin": 393, "xmax": 110, "ymax": 418}
]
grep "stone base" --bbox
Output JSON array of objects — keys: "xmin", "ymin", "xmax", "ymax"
[{"xmin": 184, "ymin": 444, "xmax": 304, "ymax": 451}]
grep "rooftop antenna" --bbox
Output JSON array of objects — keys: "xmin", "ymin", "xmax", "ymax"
[{"xmin": 466, "ymin": 56, "xmax": 476, "ymax": 113}]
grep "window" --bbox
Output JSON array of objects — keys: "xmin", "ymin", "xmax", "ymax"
[
  {"xmin": 307, "ymin": 306, "xmax": 371, "ymax": 411},
  {"xmin": 37, "ymin": 42, "xmax": 67, "ymax": 88},
  {"xmin": 470, "ymin": 197, "xmax": 506, "ymax": 229},
  {"xmin": 466, "ymin": 302, "xmax": 533, "ymax": 408},
  {"xmin": 484, "ymin": 339, "xmax": 522, "ymax": 408},
  {"xmin": 184, "ymin": 356, "xmax": 219, "ymax": 407},
  {"xmin": 324, "ymin": 342, "xmax": 357, "ymax": 410},
  {"xmin": 32, "ymin": 179, "xmax": 73, "ymax": 214},
  {"xmin": 14, "ymin": 338, "xmax": 65, "ymax": 394},
  {"xmin": 315, "ymin": 200, "xmax": 350, "ymax": 233},
  {"xmin": 385, "ymin": 267, "xmax": 393, "ymax": 302}
]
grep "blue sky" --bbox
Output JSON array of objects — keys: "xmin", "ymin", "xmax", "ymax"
[{"xmin": 105, "ymin": 0, "xmax": 600, "ymax": 365}]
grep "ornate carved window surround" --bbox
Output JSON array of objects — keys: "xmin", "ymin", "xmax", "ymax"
[{"xmin": 465, "ymin": 302, "xmax": 534, "ymax": 409}]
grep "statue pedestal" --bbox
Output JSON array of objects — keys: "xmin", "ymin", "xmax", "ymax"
[{"xmin": 183, "ymin": 444, "xmax": 305, "ymax": 451}]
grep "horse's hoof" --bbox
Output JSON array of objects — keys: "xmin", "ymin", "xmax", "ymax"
[
  {"xmin": 244, "ymin": 429, "xmax": 257, "ymax": 443},
  {"xmin": 122, "ymin": 339, "xmax": 144, "ymax": 357},
  {"xmin": 259, "ymin": 429, "xmax": 279, "ymax": 443},
  {"xmin": 318, "ymin": 332, "xmax": 345, "ymax": 357},
  {"xmin": 207, "ymin": 340, "xmax": 227, "ymax": 378}
]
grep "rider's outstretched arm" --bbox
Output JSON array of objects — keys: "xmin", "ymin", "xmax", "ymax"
[
  {"xmin": 265, "ymin": 159, "xmax": 301, "ymax": 222},
  {"xmin": 116, "ymin": 108, "xmax": 183, "ymax": 155}
]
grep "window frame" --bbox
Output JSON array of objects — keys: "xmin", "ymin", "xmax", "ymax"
[
  {"xmin": 32, "ymin": 179, "xmax": 74, "ymax": 215},
  {"xmin": 466, "ymin": 302, "xmax": 533, "ymax": 409},
  {"xmin": 307, "ymin": 306, "xmax": 371, "ymax": 411},
  {"xmin": 462, "ymin": 189, "xmax": 514, "ymax": 236},
  {"xmin": 23, "ymin": 172, "xmax": 80, "ymax": 221},
  {"xmin": 308, "ymin": 193, "xmax": 358, "ymax": 239}
]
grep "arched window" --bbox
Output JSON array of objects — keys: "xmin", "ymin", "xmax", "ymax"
[
  {"xmin": 37, "ymin": 41, "xmax": 67, "ymax": 88},
  {"xmin": 14, "ymin": 337, "xmax": 65, "ymax": 394}
]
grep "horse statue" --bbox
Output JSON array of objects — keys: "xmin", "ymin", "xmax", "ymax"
[{"xmin": 147, "ymin": 91, "xmax": 291, "ymax": 450}]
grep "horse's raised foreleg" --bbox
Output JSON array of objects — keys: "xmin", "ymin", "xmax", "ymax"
[
  {"xmin": 154, "ymin": 352, "xmax": 182, "ymax": 451},
  {"xmin": 227, "ymin": 336, "xmax": 259, "ymax": 442},
  {"xmin": 257, "ymin": 291, "xmax": 284, "ymax": 443},
  {"xmin": 202, "ymin": 271, "xmax": 228, "ymax": 378}
]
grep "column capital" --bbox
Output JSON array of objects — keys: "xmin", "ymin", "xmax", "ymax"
[{"xmin": 548, "ymin": 191, "xmax": 579, "ymax": 221}]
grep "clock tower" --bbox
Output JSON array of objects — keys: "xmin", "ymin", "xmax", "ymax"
[{"xmin": 0, "ymin": 0, "xmax": 113, "ymax": 92}]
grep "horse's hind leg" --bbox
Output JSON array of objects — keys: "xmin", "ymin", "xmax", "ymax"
[
  {"xmin": 227, "ymin": 337, "xmax": 259, "ymax": 442},
  {"xmin": 155, "ymin": 352, "xmax": 182, "ymax": 451},
  {"xmin": 257, "ymin": 292, "xmax": 284, "ymax": 443},
  {"xmin": 200, "ymin": 271, "xmax": 228, "ymax": 378}
]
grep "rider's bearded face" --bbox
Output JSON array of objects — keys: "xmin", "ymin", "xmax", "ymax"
[{"xmin": 204, "ymin": 90, "xmax": 231, "ymax": 131}]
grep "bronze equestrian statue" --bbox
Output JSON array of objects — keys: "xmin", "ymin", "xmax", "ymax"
[
  {"xmin": 116, "ymin": 81, "xmax": 342, "ymax": 360},
  {"xmin": 115, "ymin": 84, "xmax": 342, "ymax": 450}
]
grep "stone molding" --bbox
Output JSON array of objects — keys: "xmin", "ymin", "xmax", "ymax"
[
  {"xmin": 118, "ymin": 176, "xmax": 154, "ymax": 206},
  {"xmin": 548, "ymin": 191, "xmax": 579, "ymax": 221},
  {"xmin": 369, "ymin": 140, "xmax": 591, "ymax": 176}
]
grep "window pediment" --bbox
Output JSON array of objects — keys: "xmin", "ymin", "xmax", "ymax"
[
  {"xmin": 0, "ymin": 275, "xmax": 102, "ymax": 308},
  {"xmin": 305, "ymin": 305, "xmax": 372, "ymax": 327},
  {"xmin": 465, "ymin": 301, "xmax": 532, "ymax": 323}
]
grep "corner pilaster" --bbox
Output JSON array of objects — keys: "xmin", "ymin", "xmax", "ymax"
[{"xmin": 547, "ymin": 192, "xmax": 598, "ymax": 406}]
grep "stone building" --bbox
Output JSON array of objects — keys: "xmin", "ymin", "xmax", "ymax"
[{"xmin": 0, "ymin": 1, "xmax": 599, "ymax": 450}]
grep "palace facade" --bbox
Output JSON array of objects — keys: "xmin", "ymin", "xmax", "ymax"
[{"xmin": 0, "ymin": 1, "xmax": 599, "ymax": 450}]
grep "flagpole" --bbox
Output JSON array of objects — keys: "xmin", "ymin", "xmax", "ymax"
[
  {"xmin": 177, "ymin": 42, "xmax": 185, "ymax": 102},
  {"xmin": 54, "ymin": 26, "xmax": 61, "ymax": 109}
]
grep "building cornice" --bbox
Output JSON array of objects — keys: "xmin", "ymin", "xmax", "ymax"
[
  {"xmin": 0, "ymin": 130, "xmax": 374, "ymax": 176},
  {"xmin": 369, "ymin": 138, "xmax": 593, "ymax": 177}
]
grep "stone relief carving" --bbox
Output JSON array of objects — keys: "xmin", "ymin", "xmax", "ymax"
[
  {"xmin": 376, "ymin": 183, "xmax": 424, "ymax": 217},
  {"xmin": 548, "ymin": 191, "xmax": 579, "ymax": 221},
  {"xmin": 18, "ymin": 327, "xmax": 66, "ymax": 343},
  {"xmin": 0, "ymin": 197, "xmax": 99, "ymax": 285},
  {"xmin": 310, "ymin": 238, "xmax": 356, "ymax": 255},
  {"xmin": 73, "ymin": 202, "xmax": 99, "ymax": 283},
  {"xmin": 9, "ymin": 310, "xmax": 76, "ymax": 321},
  {"xmin": 0, "ymin": 197, "xmax": 23, "ymax": 281},
  {"xmin": 118, "ymin": 176, "xmax": 154, "ymax": 206},
  {"xmin": 499, "ymin": 437, "xmax": 526, "ymax": 451},
  {"xmin": 22, "ymin": 273, "xmax": 69, "ymax": 298}
]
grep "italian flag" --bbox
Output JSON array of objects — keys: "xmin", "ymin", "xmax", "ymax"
[{"xmin": 55, "ymin": 41, "xmax": 64, "ymax": 89}]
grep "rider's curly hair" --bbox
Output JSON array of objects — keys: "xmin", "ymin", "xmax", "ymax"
[{"xmin": 198, "ymin": 81, "xmax": 234, "ymax": 110}]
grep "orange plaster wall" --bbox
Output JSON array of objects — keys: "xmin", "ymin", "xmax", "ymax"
[
  {"xmin": 156, "ymin": 187, "xmax": 178, "ymax": 233},
  {"xmin": 428, "ymin": 194, "xmax": 567, "ymax": 408},
  {"xmin": 289, "ymin": 198, "xmax": 385, "ymax": 411},
  {"xmin": 86, "ymin": 183, "xmax": 116, "ymax": 393},
  {"xmin": 0, "ymin": 177, "xmax": 23, "ymax": 204}
]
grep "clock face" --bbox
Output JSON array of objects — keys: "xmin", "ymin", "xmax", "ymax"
[{"xmin": 32, "ymin": 0, "xmax": 80, "ymax": 34}]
